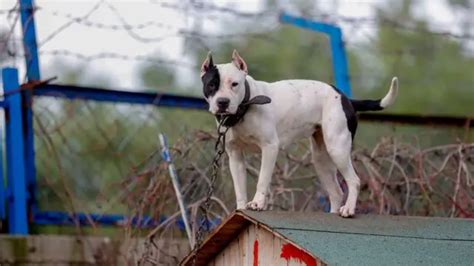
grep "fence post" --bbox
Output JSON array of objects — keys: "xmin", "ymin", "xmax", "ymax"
[
  {"xmin": 0, "ymin": 127, "xmax": 5, "ymax": 224},
  {"xmin": 19, "ymin": 0, "xmax": 41, "ymax": 217},
  {"xmin": 3, "ymin": 68, "xmax": 28, "ymax": 234}
]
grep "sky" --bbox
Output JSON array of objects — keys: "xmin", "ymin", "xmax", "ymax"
[{"xmin": 0, "ymin": 0, "xmax": 462, "ymax": 91}]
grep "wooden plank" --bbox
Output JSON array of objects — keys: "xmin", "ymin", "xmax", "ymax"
[
  {"xmin": 234, "ymin": 234, "xmax": 242, "ymax": 266},
  {"xmin": 182, "ymin": 213, "xmax": 251, "ymax": 266},
  {"xmin": 228, "ymin": 236, "xmax": 241, "ymax": 266},
  {"xmin": 272, "ymin": 234, "xmax": 282, "ymax": 264},
  {"xmin": 258, "ymin": 226, "xmax": 274, "ymax": 265},
  {"xmin": 239, "ymin": 226, "xmax": 247, "ymax": 265},
  {"xmin": 224, "ymin": 240, "xmax": 231, "ymax": 266},
  {"xmin": 214, "ymin": 247, "xmax": 225, "ymax": 266},
  {"xmin": 245, "ymin": 224, "xmax": 256, "ymax": 266}
]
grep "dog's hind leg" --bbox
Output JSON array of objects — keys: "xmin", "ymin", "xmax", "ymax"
[
  {"xmin": 322, "ymin": 106, "xmax": 360, "ymax": 217},
  {"xmin": 311, "ymin": 128, "xmax": 343, "ymax": 213}
]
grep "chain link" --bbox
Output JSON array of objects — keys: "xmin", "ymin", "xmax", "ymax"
[{"xmin": 191, "ymin": 118, "xmax": 230, "ymax": 266}]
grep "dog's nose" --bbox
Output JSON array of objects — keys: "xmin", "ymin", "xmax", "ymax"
[{"xmin": 216, "ymin": 97, "xmax": 230, "ymax": 110}]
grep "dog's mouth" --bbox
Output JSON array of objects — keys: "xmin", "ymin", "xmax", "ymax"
[{"xmin": 215, "ymin": 110, "xmax": 232, "ymax": 115}]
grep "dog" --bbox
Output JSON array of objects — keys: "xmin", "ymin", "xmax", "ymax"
[{"xmin": 200, "ymin": 50, "xmax": 398, "ymax": 217}]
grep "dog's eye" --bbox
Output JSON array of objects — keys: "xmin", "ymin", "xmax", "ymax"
[{"xmin": 232, "ymin": 82, "xmax": 238, "ymax": 87}]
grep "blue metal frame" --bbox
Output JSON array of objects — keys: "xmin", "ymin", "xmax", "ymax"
[
  {"xmin": 20, "ymin": 0, "xmax": 41, "ymax": 81},
  {"xmin": 0, "ymin": 126, "xmax": 5, "ymax": 222},
  {"xmin": 1, "ymin": 8, "xmax": 352, "ymax": 233},
  {"xmin": 3, "ymin": 68, "xmax": 28, "ymax": 234},
  {"xmin": 33, "ymin": 210, "xmax": 220, "ymax": 230},
  {"xmin": 20, "ymin": 0, "xmax": 41, "ymax": 229},
  {"xmin": 34, "ymin": 84, "xmax": 208, "ymax": 109},
  {"xmin": 34, "ymin": 211, "xmax": 170, "ymax": 228},
  {"xmin": 280, "ymin": 12, "xmax": 352, "ymax": 97}
]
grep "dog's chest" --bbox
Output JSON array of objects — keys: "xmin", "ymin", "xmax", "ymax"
[{"xmin": 227, "ymin": 127, "xmax": 261, "ymax": 152}]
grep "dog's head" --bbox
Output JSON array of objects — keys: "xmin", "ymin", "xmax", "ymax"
[{"xmin": 200, "ymin": 50, "xmax": 248, "ymax": 115}]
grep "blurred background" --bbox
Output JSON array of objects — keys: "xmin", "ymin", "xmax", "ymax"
[{"xmin": 0, "ymin": 0, "xmax": 473, "ymax": 264}]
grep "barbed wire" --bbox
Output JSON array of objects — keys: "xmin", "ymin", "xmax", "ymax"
[
  {"xmin": 38, "ymin": 49, "xmax": 197, "ymax": 69},
  {"xmin": 38, "ymin": 0, "xmax": 104, "ymax": 47},
  {"xmin": 1, "ymin": 0, "xmax": 472, "ymax": 83},
  {"xmin": 2, "ymin": 0, "xmax": 471, "ymax": 68},
  {"xmin": 307, "ymin": 12, "xmax": 474, "ymax": 40},
  {"xmin": 42, "ymin": 9, "xmax": 179, "ymax": 31},
  {"xmin": 150, "ymin": 0, "xmax": 279, "ymax": 18}
]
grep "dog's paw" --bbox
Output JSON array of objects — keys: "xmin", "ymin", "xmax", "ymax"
[
  {"xmin": 339, "ymin": 204, "xmax": 355, "ymax": 218},
  {"xmin": 245, "ymin": 200, "xmax": 265, "ymax": 211}
]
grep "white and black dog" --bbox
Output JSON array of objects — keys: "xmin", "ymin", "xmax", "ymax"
[{"xmin": 200, "ymin": 50, "xmax": 398, "ymax": 217}]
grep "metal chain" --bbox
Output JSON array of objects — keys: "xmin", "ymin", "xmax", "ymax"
[{"xmin": 191, "ymin": 118, "xmax": 230, "ymax": 266}]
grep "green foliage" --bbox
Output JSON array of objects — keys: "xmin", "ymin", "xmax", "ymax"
[
  {"xmin": 140, "ymin": 65, "xmax": 176, "ymax": 93},
  {"xmin": 355, "ymin": 0, "xmax": 474, "ymax": 116}
]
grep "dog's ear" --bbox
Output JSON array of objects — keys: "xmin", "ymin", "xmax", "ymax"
[
  {"xmin": 232, "ymin": 49, "xmax": 248, "ymax": 74},
  {"xmin": 201, "ymin": 51, "xmax": 214, "ymax": 75}
]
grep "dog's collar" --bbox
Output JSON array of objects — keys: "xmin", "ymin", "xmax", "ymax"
[{"xmin": 215, "ymin": 80, "xmax": 271, "ymax": 127}]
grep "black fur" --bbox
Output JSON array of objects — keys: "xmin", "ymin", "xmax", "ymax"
[
  {"xmin": 350, "ymin": 99, "xmax": 383, "ymax": 112},
  {"xmin": 201, "ymin": 60, "xmax": 220, "ymax": 98},
  {"xmin": 330, "ymin": 85, "xmax": 358, "ymax": 140}
]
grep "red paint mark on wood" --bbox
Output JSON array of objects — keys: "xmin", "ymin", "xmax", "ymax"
[
  {"xmin": 281, "ymin": 243, "xmax": 317, "ymax": 266},
  {"xmin": 253, "ymin": 240, "xmax": 259, "ymax": 266}
]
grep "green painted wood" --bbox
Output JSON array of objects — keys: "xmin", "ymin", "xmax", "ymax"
[{"xmin": 241, "ymin": 210, "xmax": 474, "ymax": 265}]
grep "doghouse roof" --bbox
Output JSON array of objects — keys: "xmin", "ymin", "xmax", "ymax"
[{"xmin": 182, "ymin": 210, "xmax": 474, "ymax": 265}]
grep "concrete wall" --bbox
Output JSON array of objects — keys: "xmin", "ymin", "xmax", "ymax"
[{"xmin": 0, "ymin": 234, "xmax": 190, "ymax": 265}]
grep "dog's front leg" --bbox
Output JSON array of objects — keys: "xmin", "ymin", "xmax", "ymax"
[
  {"xmin": 228, "ymin": 147, "xmax": 248, "ymax": 209},
  {"xmin": 246, "ymin": 141, "xmax": 279, "ymax": 211}
]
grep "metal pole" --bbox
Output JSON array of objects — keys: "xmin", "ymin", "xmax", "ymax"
[
  {"xmin": 19, "ymin": 0, "xmax": 41, "ymax": 81},
  {"xmin": 3, "ymin": 68, "xmax": 28, "ymax": 234},
  {"xmin": 0, "ymin": 126, "xmax": 5, "ymax": 223},
  {"xmin": 279, "ymin": 12, "xmax": 352, "ymax": 97},
  {"xmin": 329, "ymin": 27, "xmax": 352, "ymax": 98},
  {"xmin": 19, "ymin": 0, "xmax": 41, "ymax": 221},
  {"xmin": 159, "ymin": 133, "xmax": 194, "ymax": 247}
]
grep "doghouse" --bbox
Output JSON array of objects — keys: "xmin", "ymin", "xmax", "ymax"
[{"xmin": 181, "ymin": 210, "xmax": 473, "ymax": 265}]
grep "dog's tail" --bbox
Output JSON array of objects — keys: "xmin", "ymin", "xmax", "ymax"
[{"xmin": 351, "ymin": 77, "xmax": 398, "ymax": 112}]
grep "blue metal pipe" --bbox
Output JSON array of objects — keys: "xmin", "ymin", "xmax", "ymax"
[
  {"xmin": 279, "ymin": 12, "xmax": 352, "ymax": 97},
  {"xmin": 33, "ymin": 210, "xmax": 221, "ymax": 231},
  {"xmin": 34, "ymin": 84, "xmax": 209, "ymax": 110},
  {"xmin": 19, "ymin": 0, "xmax": 41, "ymax": 226},
  {"xmin": 19, "ymin": 0, "xmax": 41, "ymax": 81},
  {"xmin": 0, "ymin": 128, "xmax": 5, "ymax": 221},
  {"xmin": 3, "ymin": 68, "xmax": 28, "ymax": 234}
]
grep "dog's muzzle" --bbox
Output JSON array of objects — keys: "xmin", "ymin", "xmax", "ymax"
[
  {"xmin": 215, "ymin": 80, "xmax": 271, "ymax": 127},
  {"xmin": 216, "ymin": 97, "xmax": 230, "ymax": 113}
]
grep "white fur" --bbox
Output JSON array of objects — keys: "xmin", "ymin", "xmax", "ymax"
[
  {"xmin": 207, "ymin": 63, "xmax": 246, "ymax": 115},
  {"xmin": 204, "ymin": 58, "xmax": 397, "ymax": 217},
  {"xmin": 380, "ymin": 77, "xmax": 398, "ymax": 108}
]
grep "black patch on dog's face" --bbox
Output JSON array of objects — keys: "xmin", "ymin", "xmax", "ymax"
[
  {"xmin": 202, "ymin": 65, "xmax": 220, "ymax": 98},
  {"xmin": 331, "ymin": 85, "xmax": 358, "ymax": 140}
]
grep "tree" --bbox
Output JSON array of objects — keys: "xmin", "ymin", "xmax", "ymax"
[{"xmin": 355, "ymin": 0, "xmax": 474, "ymax": 116}]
